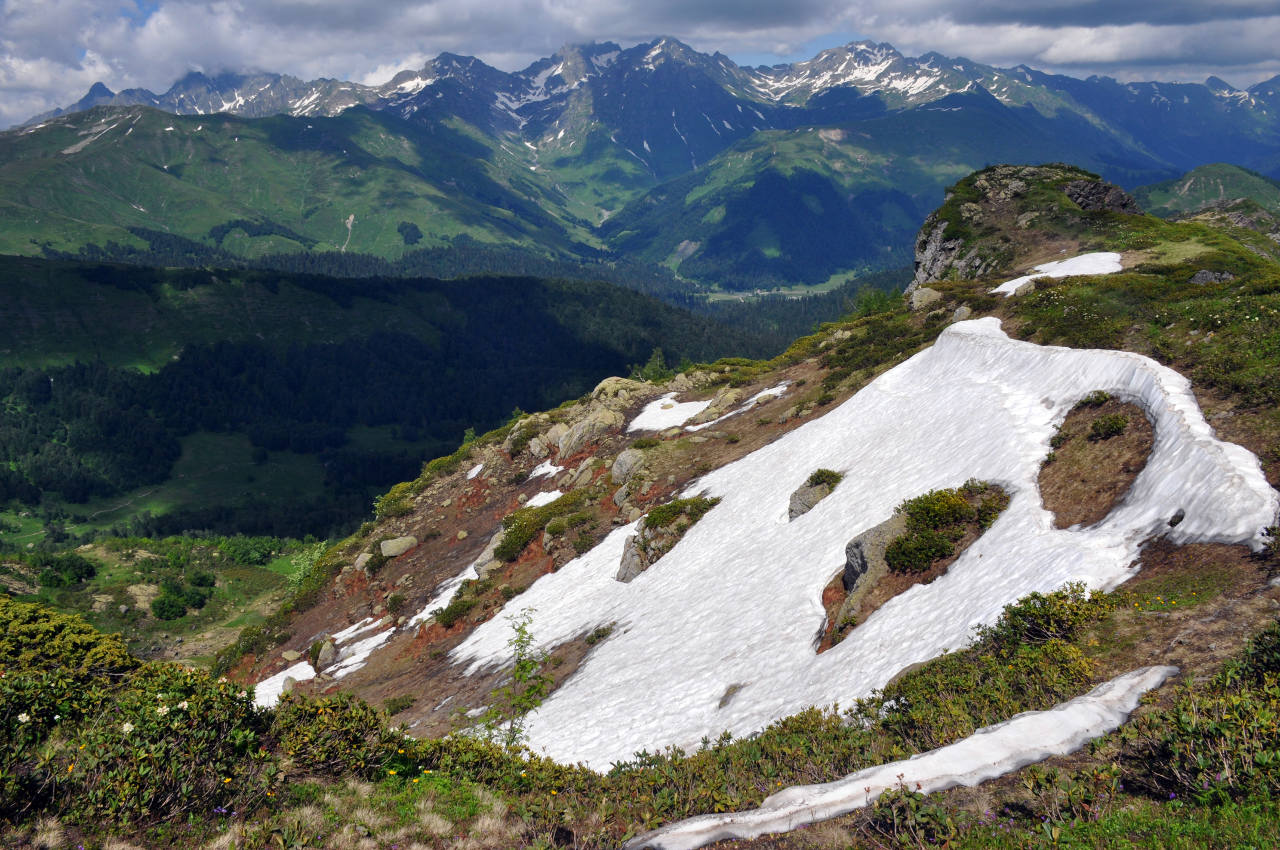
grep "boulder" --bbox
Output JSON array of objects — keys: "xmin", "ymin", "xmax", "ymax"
[
  {"xmin": 611, "ymin": 449, "xmax": 646, "ymax": 486},
  {"xmin": 952, "ymin": 305, "xmax": 973, "ymax": 322},
  {"xmin": 591, "ymin": 376, "xmax": 649, "ymax": 406},
  {"xmin": 616, "ymin": 535, "xmax": 649, "ymax": 583},
  {"xmin": 559, "ymin": 406, "xmax": 624, "ymax": 457},
  {"xmin": 380, "ymin": 536, "xmax": 417, "ymax": 558},
  {"xmin": 546, "ymin": 422, "xmax": 569, "ymax": 445},
  {"xmin": 281, "ymin": 649, "xmax": 302, "ymax": 662},
  {"xmin": 526, "ymin": 435, "xmax": 549, "ymax": 458},
  {"xmin": 910, "ymin": 287, "xmax": 942, "ymax": 311},
  {"xmin": 1063, "ymin": 180, "xmax": 1142, "ymax": 215},
  {"xmin": 788, "ymin": 483, "xmax": 833, "ymax": 520},
  {"xmin": 353, "ymin": 553, "xmax": 372, "ymax": 571},
  {"xmin": 315, "ymin": 638, "xmax": 337, "ymax": 668},
  {"xmin": 1190, "ymin": 269, "xmax": 1235, "ymax": 286}
]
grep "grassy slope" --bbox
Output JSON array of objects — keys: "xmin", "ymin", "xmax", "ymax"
[
  {"xmin": 0, "ymin": 106, "xmax": 590, "ymax": 259},
  {"xmin": 1134, "ymin": 162, "xmax": 1280, "ymax": 218}
]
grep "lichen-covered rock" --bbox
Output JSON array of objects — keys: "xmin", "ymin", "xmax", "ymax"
[
  {"xmin": 559, "ymin": 406, "xmax": 624, "ymax": 457},
  {"xmin": 1063, "ymin": 180, "xmax": 1142, "ymax": 214},
  {"xmin": 910, "ymin": 287, "xmax": 942, "ymax": 311},
  {"xmin": 380, "ymin": 536, "xmax": 417, "ymax": 558},
  {"xmin": 832, "ymin": 512, "xmax": 908, "ymax": 628},
  {"xmin": 909, "ymin": 222, "xmax": 998, "ymax": 292},
  {"xmin": 315, "ymin": 639, "xmax": 337, "ymax": 668},
  {"xmin": 611, "ymin": 449, "xmax": 646, "ymax": 486},
  {"xmin": 788, "ymin": 483, "xmax": 833, "ymax": 520},
  {"xmin": 592, "ymin": 376, "xmax": 650, "ymax": 406}
]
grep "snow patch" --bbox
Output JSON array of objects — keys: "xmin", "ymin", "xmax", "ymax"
[
  {"xmin": 528, "ymin": 459, "xmax": 563, "ymax": 480},
  {"xmin": 686, "ymin": 383, "xmax": 789, "ymax": 432},
  {"xmin": 629, "ymin": 665, "xmax": 1178, "ymax": 849},
  {"xmin": 628, "ymin": 392, "xmax": 713, "ymax": 432},
  {"xmin": 526, "ymin": 489, "xmax": 563, "ymax": 508},
  {"xmin": 467, "ymin": 462, "xmax": 485, "ymax": 480},
  {"xmin": 252, "ymin": 661, "xmax": 315, "ymax": 709},
  {"xmin": 992, "ymin": 252, "xmax": 1124, "ymax": 296},
  {"xmin": 452, "ymin": 318, "xmax": 1277, "ymax": 768}
]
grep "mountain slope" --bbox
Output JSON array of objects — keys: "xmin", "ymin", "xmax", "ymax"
[
  {"xmin": 1135, "ymin": 162, "xmax": 1280, "ymax": 217},
  {"xmin": 9, "ymin": 39, "xmax": 1280, "ymax": 290},
  {"xmin": 226, "ymin": 166, "xmax": 1279, "ymax": 776}
]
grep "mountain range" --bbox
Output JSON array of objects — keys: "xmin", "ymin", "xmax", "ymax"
[{"xmin": 8, "ymin": 38, "xmax": 1280, "ymax": 289}]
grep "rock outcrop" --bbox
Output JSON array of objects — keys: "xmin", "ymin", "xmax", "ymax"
[
  {"xmin": 831, "ymin": 512, "xmax": 908, "ymax": 631},
  {"xmin": 1063, "ymin": 180, "xmax": 1143, "ymax": 215},
  {"xmin": 788, "ymin": 482, "xmax": 833, "ymax": 520}
]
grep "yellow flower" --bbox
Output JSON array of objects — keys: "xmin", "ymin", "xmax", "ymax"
[
  {"xmin": 68, "ymin": 764, "xmax": 75, "ymax": 773},
  {"xmin": 389, "ymin": 769, "xmax": 397, "ymax": 775},
  {"xmin": 224, "ymin": 777, "xmax": 232, "ymax": 784},
  {"xmin": 550, "ymin": 790, "xmax": 557, "ymax": 796}
]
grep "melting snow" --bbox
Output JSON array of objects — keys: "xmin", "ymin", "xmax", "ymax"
[
  {"xmin": 453, "ymin": 318, "xmax": 1277, "ymax": 768},
  {"xmin": 629, "ymin": 392, "xmax": 713, "ymax": 432},
  {"xmin": 467, "ymin": 462, "xmax": 485, "ymax": 480},
  {"xmin": 992, "ymin": 252, "xmax": 1124, "ymax": 296},
  {"xmin": 629, "ymin": 665, "xmax": 1178, "ymax": 849},
  {"xmin": 526, "ymin": 490, "xmax": 563, "ymax": 508},
  {"xmin": 252, "ymin": 661, "xmax": 315, "ymax": 708},
  {"xmin": 686, "ymin": 383, "xmax": 790, "ymax": 432},
  {"xmin": 529, "ymin": 459, "xmax": 563, "ymax": 480},
  {"xmin": 328, "ymin": 627, "xmax": 395, "ymax": 679}
]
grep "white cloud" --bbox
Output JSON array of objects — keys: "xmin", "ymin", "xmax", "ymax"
[{"xmin": 2, "ymin": 0, "xmax": 1278, "ymax": 128}]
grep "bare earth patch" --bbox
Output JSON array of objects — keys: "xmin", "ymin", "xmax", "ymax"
[{"xmin": 1039, "ymin": 397, "xmax": 1154, "ymax": 528}]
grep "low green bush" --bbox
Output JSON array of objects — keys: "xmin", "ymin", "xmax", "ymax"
[
  {"xmin": 495, "ymin": 490, "xmax": 590, "ymax": 562},
  {"xmin": 644, "ymin": 496, "xmax": 721, "ymax": 530},
  {"xmin": 885, "ymin": 528, "xmax": 954, "ymax": 573},
  {"xmin": 806, "ymin": 468, "xmax": 844, "ymax": 488},
  {"xmin": 273, "ymin": 691, "xmax": 404, "ymax": 778},
  {"xmin": 433, "ymin": 595, "xmax": 478, "ymax": 628},
  {"xmin": 1089, "ymin": 413, "xmax": 1129, "ymax": 440}
]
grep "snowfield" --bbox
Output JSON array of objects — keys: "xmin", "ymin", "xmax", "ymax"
[
  {"xmin": 452, "ymin": 318, "xmax": 1277, "ymax": 768},
  {"xmin": 991, "ymin": 252, "xmax": 1123, "ymax": 295},
  {"xmin": 628, "ymin": 665, "xmax": 1179, "ymax": 850}
]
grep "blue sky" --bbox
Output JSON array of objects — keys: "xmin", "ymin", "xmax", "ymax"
[{"xmin": 3, "ymin": 0, "xmax": 1279, "ymax": 128}]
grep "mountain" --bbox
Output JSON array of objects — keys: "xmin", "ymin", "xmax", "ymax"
[
  {"xmin": 1134, "ymin": 162, "xmax": 1280, "ymax": 217},
  {"xmin": 5, "ymin": 165, "xmax": 1280, "ymax": 847},
  {"xmin": 8, "ymin": 39, "xmax": 1280, "ymax": 289}
]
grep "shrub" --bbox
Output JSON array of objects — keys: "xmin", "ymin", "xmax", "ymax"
[
  {"xmin": 644, "ymin": 496, "xmax": 721, "ymax": 530},
  {"xmin": 631, "ymin": 437, "xmax": 660, "ymax": 449},
  {"xmin": 385, "ymin": 593, "xmax": 406, "ymax": 615},
  {"xmin": 273, "ymin": 691, "xmax": 404, "ymax": 778},
  {"xmin": 373, "ymin": 480, "xmax": 414, "ymax": 519},
  {"xmin": 150, "ymin": 594, "xmax": 187, "ymax": 621},
  {"xmin": 433, "ymin": 595, "xmax": 478, "ymax": 628},
  {"xmin": 900, "ymin": 489, "xmax": 977, "ymax": 532},
  {"xmin": 1077, "ymin": 390, "xmax": 1113, "ymax": 408},
  {"xmin": 884, "ymin": 529, "xmax": 954, "ymax": 573},
  {"xmin": 1089, "ymin": 413, "xmax": 1129, "ymax": 440},
  {"xmin": 806, "ymin": 468, "xmax": 844, "ymax": 489},
  {"xmin": 494, "ymin": 490, "xmax": 590, "ymax": 562},
  {"xmin": 22, "ymin": 663, "xmax": 277, "ymax": 827},
  {"xmin": 190, "ymin": 570, "xmax": 216, "ymax": 588},
  {"xmin": 383, "ymin": 694, "xmax": 416, "ymax": 716},
  {"xmin": 974, "ymin": 582, "xmax": 1114, "ymax": 650}
]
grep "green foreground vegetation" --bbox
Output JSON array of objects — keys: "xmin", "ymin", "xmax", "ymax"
[{"xmin": 4, "ymin": 573, "xmax": 1280, "ymax": 848}]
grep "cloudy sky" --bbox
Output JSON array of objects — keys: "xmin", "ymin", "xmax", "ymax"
[{"xmin": 3, "ymin": 0, "xmax": 1279, "ymax": 129}]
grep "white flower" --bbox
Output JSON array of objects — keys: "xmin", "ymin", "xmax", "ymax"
[
  {"xmin": 17, "ymin": 712, "xmax": 30, "ymax": 724},
  {"xmin": 121, "ymin": 722, "xmax": 135, "ymax": 734},
  {"xmin": 156, "ymin": 705, "xmax": 169, "ymax": 716},
  {"xmin": 176, "ymin": 700, "xmax": 189, "ymax": 711}
]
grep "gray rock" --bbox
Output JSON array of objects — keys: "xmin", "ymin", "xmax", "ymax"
[
  {"xmin": 611, "ymin": 449, "xmax": 646, "ymax": 486},
  {"xmin": 354, "ymin": 553, "xmax": 372, "ymax": 571},
  {"xmin": 316, "ymin": 639, "xmax": 337, "ymax": 667},
  {"xmin": 788, "ymin": 483, "xmax": 833, "ymax": 520},
  {"xmin": 1190, "ymin": 269, "xmax": 1235, "ymax": 286},
  {"xmin": 281, "ymin": 676, "xmax": 297, "ymax": 695},
  {"xmin": 910, "ymin": 287, "xmax": 942, "ymax": 311},
  {"xmin": 546, "ymin": 422, "xmax": 569, "ymax": 445},
  {"xmin": 832, "ymin": 512, "xmax": 909, "ymax": 630},
  {"xmin": 559, "ymin": 405, "xmax": 624, "ymax": 457},
  {"xmin": 616, "ymin": 534, "xmax": 649, "ymax": 583},
  {"xmin": 380, "ymin": 536, "xmax": 418, "ymax": 558},
  {"xmin": 952, "ymin": 305, "xmax": 973, "ymax": 322},
  {"xmin": 527, "ymin": 435, "xmax": 549, "ymax": 458},
  {"xmin": 1063, "ymin": 180, "xmax": 1142, "ymax": 214},
  {"xmin": 281, "ymin": 649, "xmax": 302, "ymax": 662}
]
